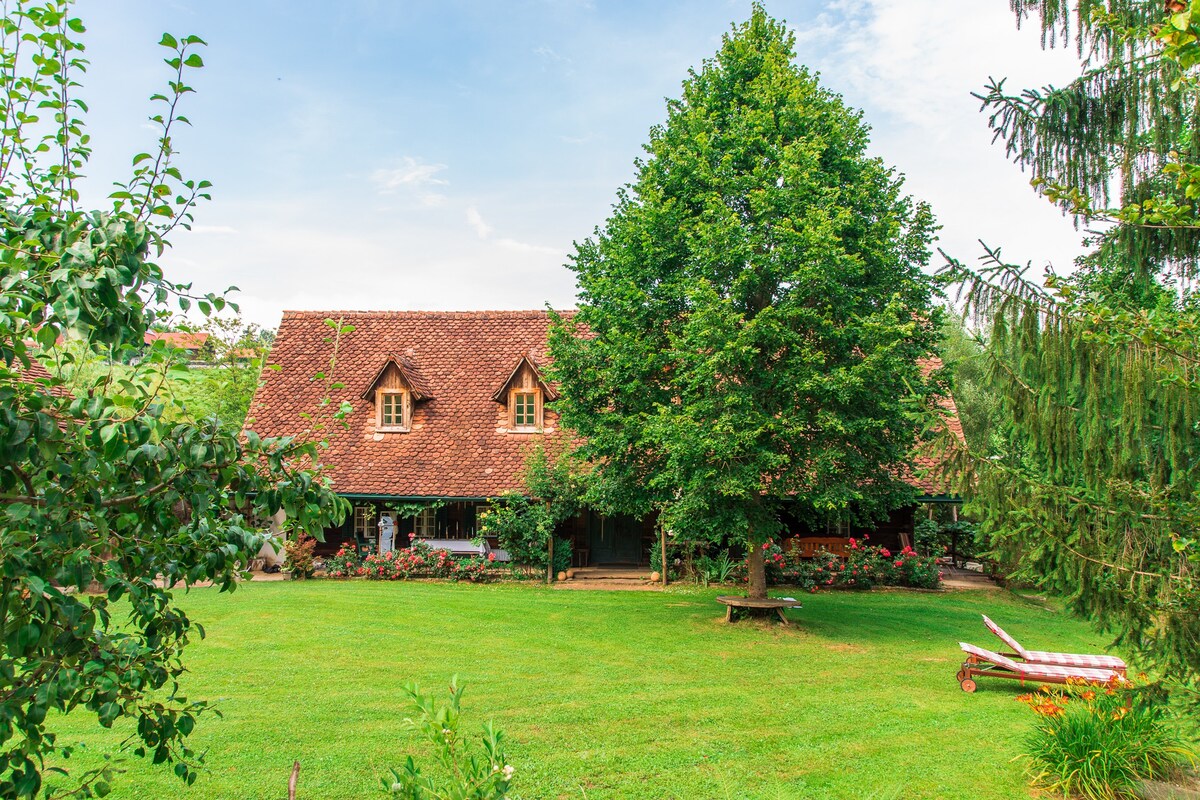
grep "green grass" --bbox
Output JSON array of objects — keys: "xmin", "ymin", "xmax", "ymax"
[{"xmin": 47, "ymin": 582, "xmax": 1126, "ymax": 799}]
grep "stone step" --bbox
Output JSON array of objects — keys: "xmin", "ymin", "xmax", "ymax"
[{"xmin": 571, "ymin": 570, "xmax": 652, "ymax": 581}]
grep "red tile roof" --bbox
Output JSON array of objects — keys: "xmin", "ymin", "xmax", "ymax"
[
  {"xmin": 144, "ymin": 331, "xmax": 209, "ymax": 350},
  {"xmin": 249, "ymin": 310, "xmax": 964, "ymax": 499},
  {"xmin": 248, "ymin": 311, "xmax": 568, "ymax": 498},
  {"xmin": 908, "ymin": 356, "xmax": 965, "ymax": 495},
  {"xmin": 12, "ymin": 357, "xmax": 71, "ymax": 398}
]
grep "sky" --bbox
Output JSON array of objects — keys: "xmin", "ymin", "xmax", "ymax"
[{"xmin": 73, "ymin": 0, "xmax": 1087, "ymax": 330}]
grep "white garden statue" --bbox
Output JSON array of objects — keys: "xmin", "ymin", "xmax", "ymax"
[{"xmin": 378, "ymin": 512, "xmax": 396, "ymax": 554}]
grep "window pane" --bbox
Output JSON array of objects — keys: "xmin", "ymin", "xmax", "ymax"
[
  {"xmin": 381, "ymin": 393, "xmax": 405, "ymax": 426},
  {"xmin": 354, "ymin": 506, "xmax": 376, "ymax": 540},
  {"xmin": 415, "ymin": 508, "xmax": 436, "ymax": 537},
  {"xmin": 515, "ymin": 393, "xmax": 535, "ymax": 427}
]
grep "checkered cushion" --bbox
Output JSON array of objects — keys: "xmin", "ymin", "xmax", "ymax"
[
  {"xmin": 960, "ymin": 642, "xmax": 1125, "ymax": 683},
  {"xmin": 982, "ymin": 615, "xmax": 1030, "ymax": 659},
  {"xmin": 1024, "ymin": 650, "xmax": 1126, "ymax": 670},
  {"xmin": 959, "ymin": 641, "xmax": 1022, "ymax": 672}
]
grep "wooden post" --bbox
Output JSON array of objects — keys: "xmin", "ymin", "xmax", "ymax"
[
  {"xmin": 546, "ymin": 500, "xmax": 555, "ymax": 584},
  {"xmin": 660, "ymin": 523, "xmax": 668, "ymax": 587}
]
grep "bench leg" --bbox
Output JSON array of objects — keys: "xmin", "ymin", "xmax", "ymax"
[
  {"xmin": 777, "ymin": 607, "xmax": 789, "ymax": 625},
  {"xmin": 725, "ymin": 604, "xmax": 734, "ymax": 623}
]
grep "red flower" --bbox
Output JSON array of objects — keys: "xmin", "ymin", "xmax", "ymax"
[{"xmin": 880, "ymin": 548, "xmax": 891, "ymax": 558}]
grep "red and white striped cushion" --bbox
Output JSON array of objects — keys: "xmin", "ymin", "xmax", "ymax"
[
  {"xmin": 1020, "ymin": 662, "xmax": 1124, "ymax": 683},
  {"xmin": 960, "ymin": 642, "xmax": 1125, "ymax": 683},
  {"xmin": 982, "ymin": 615, "xmax": 1126, "ymax": 670},
  {"xmin": 982, "ymin": 615, "xmax": 1030, "ymax": 658},
  {"xmin": 1024, "ymin": 649, "xmax": 1126, "ymax": 670},
  {"xmin": 959, "ymin": 641, "xmax": 1021, "ymax": 672}
]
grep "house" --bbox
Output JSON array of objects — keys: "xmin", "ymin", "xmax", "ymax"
[
  {"xmin": 142, "ymin": 331, "xmax": 211, "ymax": 362},
  {"xmin": 248, "ymin": 310, "xmax": 963, "ymax": 565}
]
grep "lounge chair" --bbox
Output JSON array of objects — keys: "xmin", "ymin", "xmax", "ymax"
[
  {"xmin": 957, "ymin": 642, "xmax": 1127, "ymax": 692},
  {"xmin": 982, "ymin": 615, "xmax": 1126, "ymax": 673}
]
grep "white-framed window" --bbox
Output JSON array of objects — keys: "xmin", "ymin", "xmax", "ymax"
[
  {"xmin": 510, "ymin": 389, "xmax": 541, "ymax": 431},
  {"xmin": 414, "ymin": 507, "xmax": 437, "ymax": 538},
  {"xmin": 354, "ymin": 505, "xmax": 377, "ymax": 544},
  {"xmin": 377, "ymin": 389, "xmax": 411, "ymax": 432},
  {"xmin": 826, "ymin": 518, "xmax": 851, "ymax": 537}
]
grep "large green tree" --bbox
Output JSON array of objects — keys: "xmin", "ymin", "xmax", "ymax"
[
  {"xmin": 0, "ymin": 3, "xmax": 345, "ymax": 797},
  {"xmin": 549, "ymin": 5, "xmax": 944, "ymax": 600},
  {"xmin": 944, "ymin": 1, "xmax": 1200, "ymax": 693}
]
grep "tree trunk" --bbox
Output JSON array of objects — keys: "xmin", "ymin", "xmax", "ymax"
[{"xmin": 747, "ymin": 541, "xmax": 767, "ymax": 599}]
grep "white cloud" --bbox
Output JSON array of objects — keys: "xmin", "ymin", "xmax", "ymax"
[
  {"xmin": 560, "ymin": 133, "xmax": 596, "ymax": 145},
  {"xmin": 372, "ymin": 157, "xmax": 449, "ymax": 194},
  {"xmin": 809, "ymin": 0, "xmax": 1089, "ymax": 274},
  {"xmin": 534, "ymin": 45, "xmax": 571, "ymax": 64},
  {"xmin": 497, "ymin": 238, "xmax": 563, "ymax": 256},
  {"xmin": 466, "ymin": 206, "xmax": 494, "ymax": 238}
]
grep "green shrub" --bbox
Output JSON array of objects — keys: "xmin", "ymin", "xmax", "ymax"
[
  {"xmin": 283, "ymin": 532, "xmax": 317, "ymax": 579},
  {"xmin": 477, "ymin": 495, "xmax": 571, "ymax": 576},
  {"xmin": 1019, "ymin": 681, "xmax": 1196, "ymax": 800},
  {"xmin": 698, "ymin": 550, "xmax": 738, "ymax": 585},
  {"xmin": 383, "ymin": 678, "xmax": 513, "ymax": 799},
  {"xmin": 914, "ymin": 517, "xmax": 984, "ymax": 567}
]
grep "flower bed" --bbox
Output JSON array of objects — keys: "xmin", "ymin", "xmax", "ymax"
[
  {"xmin": 745, "ymin": 536, "xmax": 943, "ymax": 591},
  {"xmin": 324, "ymin": 539, "xmax": 496, "ymax": 582}
]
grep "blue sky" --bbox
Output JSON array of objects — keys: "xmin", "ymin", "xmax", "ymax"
[{"xmin": 76, "ymin": 1, "xmax": 1085, "ymax": 329}]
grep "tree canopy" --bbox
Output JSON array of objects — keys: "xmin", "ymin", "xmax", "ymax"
[
  {"xmin": 548, "ymin": 5, "xmax": 944, "ymax": 599},
  {"xmin": 944, "ymin": 0, "xmax": 1200, "ymax": 696},
  {"xmin": 0, "ymin": 2, "xmax": 346, "ymax": 796}
]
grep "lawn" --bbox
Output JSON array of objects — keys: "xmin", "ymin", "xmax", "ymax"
[{"xmin": 47, "ymin": 581, "xmax": 1124, "ymax": 799}]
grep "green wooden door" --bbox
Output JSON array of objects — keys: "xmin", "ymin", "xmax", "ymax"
[{"xmin": 589, "ymin": 513, "xmax": 642, "ymax": 565}]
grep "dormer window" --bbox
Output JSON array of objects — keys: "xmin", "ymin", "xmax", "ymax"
[
  {"xmin": 377, "ymin": 389, "xmax": 411, "ymax": 432},
  {"xmin": 492, "ymin": 354, "xmax": 556, "ymax": 434},
  {"xmin": 511, "ymin": 389, "xmax": 541, "ymax": 431},
  {"xmin": 361, "ymin": 355, "xmax": 432, "ymax": 436}
]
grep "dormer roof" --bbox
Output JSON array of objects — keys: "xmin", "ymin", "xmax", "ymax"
[
  {"xmin": 490, "ymin": 354, "xmax": 558, "ymax": 403},
  {"xmin": 360, "ymin": 355, "xmax": 434, "ymax": 402}
]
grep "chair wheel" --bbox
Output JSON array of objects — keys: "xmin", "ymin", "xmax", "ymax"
[{"xmin": 960, "ymin": 678, "xmax": 977, "ymax": 693}]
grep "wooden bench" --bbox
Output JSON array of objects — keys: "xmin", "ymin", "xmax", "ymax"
[
  {"xmin": 788, "ymin": 537, "xmax": 850, "ymax": 559},
  {"xmin": 716, "ymin": 595, "xmax": 803, "ymax": 624}
]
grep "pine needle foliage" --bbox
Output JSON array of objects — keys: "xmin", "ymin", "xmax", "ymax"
[
  {"xmin": 944, "ymin": 0, "xmax": 1200, "ymax": 699},
  {"xmin": 982, "ymin": 0, "xmax": 1200, "ymax": 276},
  {"xmin": 549, "ymin": 5, "xmax": 943, "ymax": 598}
]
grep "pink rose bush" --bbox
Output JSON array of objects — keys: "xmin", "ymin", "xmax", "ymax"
[
  {"xmin": 739, "ymin": 537, "xmax": 942, "ymax": 591},
  {"xmin": 324, "ymin": 539, "xmax": 493, "ymax": 582}
]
